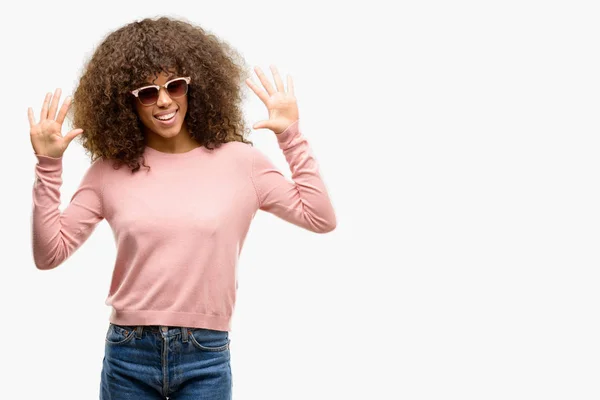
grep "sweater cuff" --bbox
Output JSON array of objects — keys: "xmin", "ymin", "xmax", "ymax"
[
  {"xmin": 275, "ymin": 119, "xmax": 301, "ymax": 147},
  {"xmin": 35, "ymin": 153, "xmax": 63, "ymax": 170}
]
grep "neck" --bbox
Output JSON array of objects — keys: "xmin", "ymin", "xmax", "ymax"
[{"xmin": 144, "ymin": 123, "xmax": 201, "ymax": 153}]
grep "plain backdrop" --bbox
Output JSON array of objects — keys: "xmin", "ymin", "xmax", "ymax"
[{"xmin": 3, "ymin": 0, "xmax": 600, "ymax": 399}]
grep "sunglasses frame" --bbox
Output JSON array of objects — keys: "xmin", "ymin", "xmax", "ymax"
[{"xmin": 130, "ymin": 76, "xmax": 192, "ymax": 106}]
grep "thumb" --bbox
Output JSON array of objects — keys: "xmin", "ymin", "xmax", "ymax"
[
  {"xmin": 64, "ymin": 128, "xmax": 83, "ymax": 146},
  {"xmin": 252, "ymin": 121, "xmax": 269, "ymax": 130}
]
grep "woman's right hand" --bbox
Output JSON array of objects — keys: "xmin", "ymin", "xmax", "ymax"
[{"xmin": 28, "ymin": 88, "xmax": 83, "ymax": 158}]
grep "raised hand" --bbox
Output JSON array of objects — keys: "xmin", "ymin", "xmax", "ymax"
[
  {"xmin": 245, "ymin": 65, "xmax": 300, "ymax": 135},
  {"xmin": 28, "ymin": 88, "xmax": 83, "ymax": 158}
]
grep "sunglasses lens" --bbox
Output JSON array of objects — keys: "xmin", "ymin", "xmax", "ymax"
[
  {"xmin": 135, "ymin": 78, "xmax": 188, "ymax": 105},
  {"xmin": 138, "ymin": 87, "xmax": 159, "ymax": 105},
  {"xmin": 167, "ymin": 79, "xmax": 188, "ymax": 98}
]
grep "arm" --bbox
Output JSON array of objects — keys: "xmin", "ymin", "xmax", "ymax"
[
  {"xmin": 31, "ymin": 155, "xmax": 104, "ymax": 270},
  {"xmin": 251, "ymin": 119, "xmax": 336, "ymax": 233}
]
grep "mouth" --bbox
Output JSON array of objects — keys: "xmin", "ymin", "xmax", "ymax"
[{"xmin": 153, "ymin": 109, "xmax": 178, "ymax": 126}]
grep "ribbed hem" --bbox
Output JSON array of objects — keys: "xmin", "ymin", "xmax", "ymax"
[
  {"xmin": 109, "ymin": 309, "xmax": 232, "ymax": 332},
  {"xmin": 35, "ymin": 154, "xmax": 63, "ymax": 169},
  {"xmin": 275, "ymin": 119, "xmax": 300, "ymax": 144}
]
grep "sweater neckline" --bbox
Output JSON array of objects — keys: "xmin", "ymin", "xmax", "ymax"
[{"xmin": 144, "ymin": 144, "xmax": 205, "ymax": 159}]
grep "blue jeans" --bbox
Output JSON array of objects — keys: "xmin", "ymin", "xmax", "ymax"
[{"xmin": 100, "ymin": 323, "xmax": 232, "ymax": 399}]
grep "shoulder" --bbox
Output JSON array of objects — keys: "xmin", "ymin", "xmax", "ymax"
[
  {"xmin": 218, "ymin": 140, "xmax": 253, "ymax": 152},
  {"xmin": 210, "ymin": 140, "xmax": 259, "ymax": 161},
  {"xmin": 86, "ymin": 156, "xmax": 109, "ymax": 176},
  {"xmin": 212, "ymin": 141, "xmax": 278, "ymax": 174}
]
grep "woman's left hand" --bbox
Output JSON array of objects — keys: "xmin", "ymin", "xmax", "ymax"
[{"xmin": 245, "ymin": 65, "xmax": 299, "ymax": 135}]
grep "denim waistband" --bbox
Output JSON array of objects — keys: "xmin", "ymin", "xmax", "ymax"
[
  {"xmin": 138, "ymin": 325, "xmax": 184, "ymax": 332},
  {"xmin": 113, "ymin": 324, "xmax": 192, "ymax": 331},
  {"xmin": 111, "ymin": 324, "xmax": 196, "ymax": 340},
  {"xmin": 110, "ymin": 323, "xmax": 227, "ymax": 339}
]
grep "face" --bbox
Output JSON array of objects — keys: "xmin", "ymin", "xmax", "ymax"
[{"xmin": 133, "ymin": 69, "xmax": 189, "ymax": 141}]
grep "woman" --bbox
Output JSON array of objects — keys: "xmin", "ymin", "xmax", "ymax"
[{"xmin": 28, "ymin": 16, "xmax": 336, "ymax": 400}]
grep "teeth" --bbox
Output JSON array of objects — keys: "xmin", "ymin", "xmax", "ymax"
[{"xmin": 155, "ymin": 111, "xmax": 176, "ymax": 120}]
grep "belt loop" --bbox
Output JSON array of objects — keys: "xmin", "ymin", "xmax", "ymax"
[
  {"xmin": 135, "ymin": 326, "xmax": 143, "ymax": 339},
  {"xmin": 182, "ymin": 327, "xmax": 189, "ymax": 342}
]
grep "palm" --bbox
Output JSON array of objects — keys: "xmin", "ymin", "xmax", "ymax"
[
  {"xmin": 265, "ymin": 93, "xmax": 296, "ymax": 121},
  {"xmin": 31, "ymin": 120, "xmax": 66, "ymax": 155}
]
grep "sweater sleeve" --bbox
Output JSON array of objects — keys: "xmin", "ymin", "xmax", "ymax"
[
  {"xmin": 31, "ymin": 154, "xmax": 105, "ymax": 270},
  {"xmin": 250, "ymin": 119, "xmax": 336, "ymax": 233}
]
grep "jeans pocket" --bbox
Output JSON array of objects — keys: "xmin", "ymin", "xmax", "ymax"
[
  {"xmin": 105, "ymin": 323, "xmax": 136, "ymax": 345},
  {"xmin": 188, "ymin": 328, "xmax": 230, "ymax": 352}
]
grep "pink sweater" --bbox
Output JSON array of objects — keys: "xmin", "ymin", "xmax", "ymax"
[{"xmin": 31, "ymin": 119, "xmax": 336, "ymax": 331}]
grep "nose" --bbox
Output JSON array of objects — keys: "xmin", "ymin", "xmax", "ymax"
[{"xmin": 156, "ymin": 87, "xmax": 172, "ymax": 107}]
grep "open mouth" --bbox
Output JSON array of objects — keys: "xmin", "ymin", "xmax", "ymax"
[{"xmin": 154, "ymin": 110, "xmax": 178, "ymax": 125}]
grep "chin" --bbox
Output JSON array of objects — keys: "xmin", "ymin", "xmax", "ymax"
[
  {"xmin": 151, "ymin": 122, "xmax": 181, "ymax": 134},
  {"xmin": 156, "ymin": 130, "xmax": 180, "ymax": 138}
]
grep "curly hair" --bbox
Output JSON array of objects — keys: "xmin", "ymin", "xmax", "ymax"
[{"xmin": 68, "ymin": 16, "xmax": 253, "ymax": 173}]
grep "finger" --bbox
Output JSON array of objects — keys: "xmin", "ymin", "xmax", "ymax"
[
  {"xmin": 40, "ymin": 92, "xmax": 51, "ymax": 121},
  {"xmin": 245, "ymin": 78, "xmax": 270, "ymax": 105},
  {"xmin": 27, "ymin": 107, "xmax": 36, "ymax": 128},
  {"xmin": 55, "ymin": 96, "xmax": 72, "ymax": 125},
  {"xmin": 48, "ymin": 88, "xmax": 62, "ymax": 121},
  {"xmin": 287, "ymin": 75, "xmax": 294, "ymax": 96},
  {"xmin": 269, "ymin": 65, "xmax": 285, "ymax": 92},
  {"xmin": 253, "ymin": 66, "xmax": 276, "ymax": 95}
]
